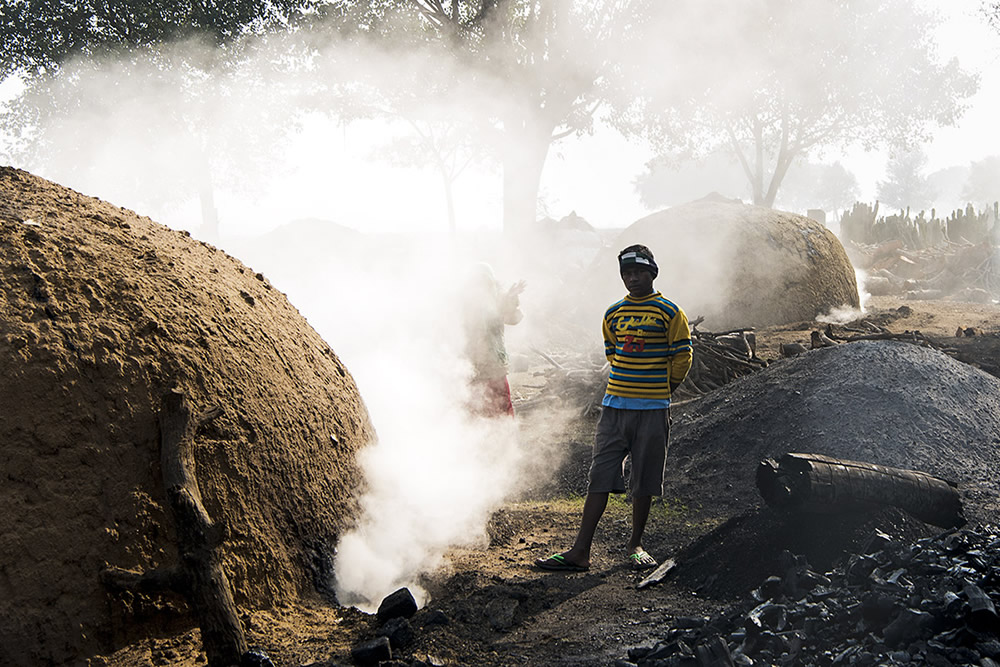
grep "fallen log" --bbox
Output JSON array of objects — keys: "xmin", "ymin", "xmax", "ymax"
[
  {"xmin": 755, "ymin": 452, "xmax": 965, "ymax": 529},
  {"xmin": 101, "ymin": 390, "xmax": 247, "ymax": 666}
]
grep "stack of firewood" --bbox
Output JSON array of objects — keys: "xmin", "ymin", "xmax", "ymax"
[
  {"xmin": 851, "ymin": 238, "xmax": 998, "ymax": 301},
  {"xmin": 675, "ymin": 319, "xmax": 768, "ymax": 402},
  {"xmin": 841, "ymin": 201, "xmax": 999, "ymax": 250}
]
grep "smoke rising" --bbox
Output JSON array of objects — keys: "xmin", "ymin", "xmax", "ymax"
[{"xmin": 229, "ymin": 227, "xmax": 590, "ymax": 610}]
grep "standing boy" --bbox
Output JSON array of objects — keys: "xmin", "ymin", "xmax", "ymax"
[{"xmin": 535, "ymin": 244, "xmax": 692, "ymax": 571}]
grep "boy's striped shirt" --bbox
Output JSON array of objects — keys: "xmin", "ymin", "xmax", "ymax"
[{"xmin": 602, "ymin": 291, "xmax": 693, "ymax": 402}]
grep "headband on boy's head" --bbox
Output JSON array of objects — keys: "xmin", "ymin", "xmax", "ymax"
[{"xmin": 619, "ymin": 251, "xmax": 658, "ymax": 278}]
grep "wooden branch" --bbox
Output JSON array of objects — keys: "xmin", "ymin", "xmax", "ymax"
[
  {"xmin": 711, "ymin": 326, "xmax": 756, "ymax": 337},
  {"xmin": 843, "ymin": 331, "xmax": 939, "ymax": 346},
  {"xmin": 530, "ymin": 345, "xmax": 566, "ymax": 371},
  {"xmin": 160, "ymin": 391, "xmax": 246, "ymax": 666},
  {"xmin": 100, "ymin": 391, "xmax": 247, "ymax": 667}
]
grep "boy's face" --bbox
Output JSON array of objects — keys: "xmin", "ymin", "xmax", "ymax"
[{"xmin": 621, "ymin": 266, "xmax": 654, "ymax": 297}]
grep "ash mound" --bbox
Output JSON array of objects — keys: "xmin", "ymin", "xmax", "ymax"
[
  {"xmin": 667, "ymin": 339, "xmax": 1000, "ymax": 597},
  {"xmin": 0, "ymin": 167, "xmax": 374, "ymax": 665},
  {"xmin": 600, "ymin": 198, "xmax": 859, "ymax": 329}
]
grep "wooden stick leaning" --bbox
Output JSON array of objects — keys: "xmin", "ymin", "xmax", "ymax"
[{"xmin": 101, "ymin": 390, "xmax": 247, "ymax": 667}]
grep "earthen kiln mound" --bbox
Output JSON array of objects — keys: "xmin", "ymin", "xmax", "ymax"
[
  {"xmin": 592, "ymin": 196, "xmax": 859, "ymax": 329},
  {"xmin": 0, "ymin": 167, "xmax": 374, "ymax": 665}
]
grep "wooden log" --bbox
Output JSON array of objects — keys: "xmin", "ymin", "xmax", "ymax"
[
  {"xmin": 756, "ymin": 452, "xmax": 965, "ymax": 529},
  {"xmin": 102, "ymin": 391, "xmax": 247, "ymax": 666}
]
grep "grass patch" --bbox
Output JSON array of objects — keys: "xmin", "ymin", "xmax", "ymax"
[{"xmin": 509, "ymin": 494, "xmax": 689, "ymax": 520}]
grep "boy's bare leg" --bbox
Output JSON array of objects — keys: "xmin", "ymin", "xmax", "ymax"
[
  {"xmin": 554, "ymin": 491, "xmax": 609, "ymax": 568},
  {"xmin": 628, "ymin": 494, "xmax": 653, "ymax": 554}
]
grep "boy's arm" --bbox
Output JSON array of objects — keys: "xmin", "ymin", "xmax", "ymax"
[
  {"xmin": 602, "ymin": 316, "xmax": 617, "ymax": 363},
  {"xmin": 501, "ymin": 281, "xmax": 525, "ymax": 325},
  {"xmin": 667, "ymin": 310, "xmax": 693, "ymax": 392}
]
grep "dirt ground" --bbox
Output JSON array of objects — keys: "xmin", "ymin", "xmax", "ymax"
[{"xmin": 93, "ymin": 295, "xmax": 1000, "ymax": 667}]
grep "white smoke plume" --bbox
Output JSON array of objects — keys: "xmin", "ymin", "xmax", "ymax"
[{"xmin": 231, "ymin": 230, "xmax": 584, "ymax": 611}]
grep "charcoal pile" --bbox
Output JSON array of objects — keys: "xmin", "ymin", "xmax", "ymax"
[
  {"xmin": 816, "ymin": 317, "xmax": 1000, "ymax": 380},
  {"xmin": 623, "ymin": 525, "xmax": 1000, "ymax": 667},
  {"xmin": 663, "ymin": 339, "xmax": 1000, "ymax": 553}
]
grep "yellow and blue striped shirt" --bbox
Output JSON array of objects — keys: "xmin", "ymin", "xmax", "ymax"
[{"xmin": 602, "ymin": 291, "xmax": 693, "ymax": 407}]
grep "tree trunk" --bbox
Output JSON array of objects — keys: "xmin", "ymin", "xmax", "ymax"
[
  {"xmin": 762, "ymin": 151, "xmax": 796, "ymax": 209},
  {"xmin": 501, "ymin": 113, "xmax": 553, "ymax": 238},
  {"xmin": 434, "ymin": 159, "xmax": 458, "ymax": 235},
  {"xmin": 761, "ymin": 113, "xmax": 795, "ymax": 208},
  {"xmin": 199, "ymin": 182, "xmax": 220, "ymax": 243},
  {"xmin": 752, "ymin": 119, "xmax": 765, "ymax": 205},
  {"xmin": 194, "ymin": 148, "xmax": 220, "ymax": 242}
]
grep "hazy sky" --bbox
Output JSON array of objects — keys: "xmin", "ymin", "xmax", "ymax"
[
  {"xmin": 545, "ymin": 0, "xmax": 1000, "ymax": 226},
  {"xmin": 214, "ymin": 0, "xmax": 1000, "ymax": 235},
  {"xmin": 919, "ymin": 0, "xmax": 1000, "ymax": 165}
]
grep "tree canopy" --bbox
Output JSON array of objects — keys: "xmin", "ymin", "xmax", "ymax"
[
  {"xmin": 621, "ymin": 0, "xmax": 978, "ymax": 208},
  {"xmin": 0, "ymin": 1, "xmax": 319, "ymax": 78},
  {"xmin": 334, "ymin": 0, "xmax": 634, "ymax": 236},
  {"xmin": 877, "ymin": 149, "xmax": 935, "ymax": 212},
  {"xmin": 0, "ymin": 0, "xmax": 987, "ymax": 239},
  {"xmin": 962, "ymin": 156, "xmax": 1000, "ymax": 207},
  {"xmin": 0, "ymin": 2, "xmax": 317, "ymax": 239}
]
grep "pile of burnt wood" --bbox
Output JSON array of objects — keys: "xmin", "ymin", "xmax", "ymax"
[
  {"xmin": 851, "ymin": 239, "xmax": 998, "ymax": 303},
  {"xmin": 837, "ymin": 197, "xmax": 1000, "ymax": 302},
  {"xmin": 519, "ymin": 320, "xmax": 766, "ymax": 416},
  {"xmin": 620, "ymin": 525, "xmax": 1000, "ymax": 667},
  {"xmin": 676, "ymin": 320, "xmax": 767, "ymax": 401}
]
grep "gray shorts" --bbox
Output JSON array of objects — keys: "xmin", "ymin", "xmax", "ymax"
[{"xmin": 588, "ymin": 407, "xmax": 670, "ymax": 497}]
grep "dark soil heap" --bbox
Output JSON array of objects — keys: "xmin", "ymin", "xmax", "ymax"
[
  {"xmin": 606, "ymin": 196, "xmax": 860, "ymax": 329},
  {"xmin": 0, "ymin": 167, "xmax": 373, "ymax": 665},
  {"xmin": 666, "ymin": 339, "xmax": 1000, "ymax": 596}
]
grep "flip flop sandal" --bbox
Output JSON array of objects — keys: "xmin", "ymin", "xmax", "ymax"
[
  {"xmin": 629, "ymin": 551, "xmax": 658, "ymax": 571},
  {"xmin": 535, "ymin": 553, "xmax": 589, "ymax": 572}
]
